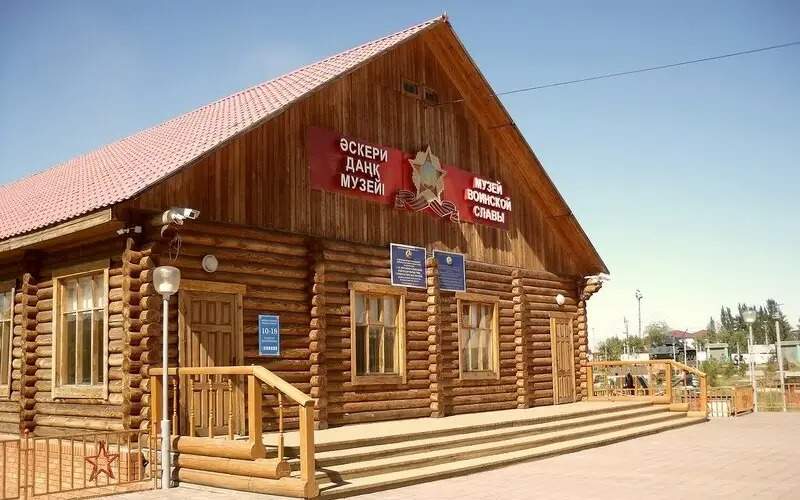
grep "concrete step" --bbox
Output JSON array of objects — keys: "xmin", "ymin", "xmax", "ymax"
[
  {"xmin": 316, "ymin": 416, "xmax": 707, "ymax": 499},
  {"xmin": 286, "ymin": 401, "xmax": 655, "ymax": 456},
  {"xmin": 311, "ymin": 410, "xmax": 687, "ymax": 483},
  {"xmin": 301, "ymin": 405, "xmax": 670, "ymax": 468}
]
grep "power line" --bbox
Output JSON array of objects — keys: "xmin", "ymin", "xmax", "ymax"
[{"xmin": 438, "ymin": 40, "xmax": 800, "ymax": 104}]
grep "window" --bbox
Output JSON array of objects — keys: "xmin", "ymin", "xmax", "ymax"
[
  {"xmin": 402, "ymin": 79, "xmax": 419, "ymax": 98},
  {"xmin": 0, "ymin": 284, "xmax": 14, "ymax": 396},
  {"xmin": 422, "ymin": 86, "xmax": 439, "ymax": 106},
  {"xmin": 54, "ymin": 267, "xmax": 108, "ymax": 398},
  {"xmin": 457, "ymin": 293, "xmax": 499, "ymax": 380},
  {"xmin": 349, "ymin": 282, "xmax": 406, "ymax": 384}
]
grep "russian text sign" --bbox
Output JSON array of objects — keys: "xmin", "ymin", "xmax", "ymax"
[
  {"xmin": 308, "ymin": 127, "xmax": 512, "ymax": 228},
  {"xmin": 433, "ymin": 250, "xmax": 466, "ymax": 293},
  {"xmin": 258, "ymin": 314, "xmax": 280, "ymax": 357},
  {"xmin": 390, "ymin": 243, "xmax": 427, "ymax": 289}
]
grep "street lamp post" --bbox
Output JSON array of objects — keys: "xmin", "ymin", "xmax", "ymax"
[
  {"xmin": 153, "ymin": 266, "xmax": 181, "ymax": 489},
  {"xmin": 635, "ymin": 289, "xmax": 643, "ymax": 339},
  {"xmin": 773, "ymin": 312, "xmax": 787, "ymax": 412},
  {"xmin": 742, "ymin": 309, "xmax": 758, "ymax": 412}
]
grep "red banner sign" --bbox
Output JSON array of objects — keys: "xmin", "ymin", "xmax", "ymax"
[{"xmin": 308, "ymin": 127, "xmax": 512, "ymax": 228}]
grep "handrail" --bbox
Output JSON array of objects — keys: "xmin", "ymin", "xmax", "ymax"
[
  {"xmin": 587, "ymin": 359, "xmax": 708, "ymax": 418},
  {"xmin": 668, "ymin": 360, "xmax": 704, "ymax": 377},
  {"xmin": 151, "ymin": 365, "xmax": 314, "ymax": 407},
  {"xmin": 150, "ymin": 365, "xmax": 318, "ymax": 497}
]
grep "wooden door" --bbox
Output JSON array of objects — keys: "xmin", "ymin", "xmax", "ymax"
[
  {"xmin": 179, "ymin": 289, "xmax": 244, "ymax": 436},
  {"xmin": 550, "ymin": 316, "xmax": 576, "ymax": 404}
]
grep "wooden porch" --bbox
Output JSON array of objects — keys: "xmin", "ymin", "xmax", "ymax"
[
  {"xmin": 268, "ymin": 400, "xmax": 705, "ymax": 498},
  {"xmin": 150, "ymin": 360, "xmax": 710, "ymax": 499}
]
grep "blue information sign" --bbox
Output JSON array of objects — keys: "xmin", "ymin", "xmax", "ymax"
[
  {"xmin": 390, "ymin": 243, "xmax": 427, "ymax": 289},
  {"xmin": 433, "ymin": 250, "xmax": 466, "ymax": 292},
  {"xmin": 258, "ymin": 314, "xmax": 281, "ymax": 357}
]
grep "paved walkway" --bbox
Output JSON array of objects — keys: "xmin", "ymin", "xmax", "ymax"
[{"xmin": 109, "ymin": 413, "xmax": 800, "ymax": 499}]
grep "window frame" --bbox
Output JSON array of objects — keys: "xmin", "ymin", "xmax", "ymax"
[
  {"xmin": 348, "ymin": 281, "xmax": 407, "ymax": 386},
  {"xmin": 0, "ymin": 280, "xmax": 16, "ymax": 398},
  {"xmin": 456, "ymin": 292, "xmax": 500, "ymax": 381},
  {"xmin": 52, "ymin": 260, "xmax": 110, "ymax": 400}
]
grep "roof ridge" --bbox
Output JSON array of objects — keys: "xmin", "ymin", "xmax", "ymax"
[
  {"xmin": 191, "ymin": 15, "xmax": 445, "ymax": 115},
  {"xmin": 0, "ymin": 15, "xmax": 445, "ymax": 194},
  {"xmin": 0, "ymin": 15, "xmax": 445, "ymax": 239}
]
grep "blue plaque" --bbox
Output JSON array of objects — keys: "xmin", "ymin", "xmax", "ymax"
[
  {"xmin": 390, "ymin": 243, "xmax": 427, "ymax": 288},
  {"xmin": 258, "ymin": 314, "xmax": 280, "ymax": 357},
  {"xmin": 433, "ymin": 250, "xmax": 466, "ymax": 292}
]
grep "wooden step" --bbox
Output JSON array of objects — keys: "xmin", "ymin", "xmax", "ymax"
[
  {"xmin": 316, "ymin": 416, "xmax": 706, "ymax": 499},
  {"xmin": 312, "ymin": 411, "xmax": 687, "ymax": 483},
  {"xmin": 303, "ymin": 405, "xmax": 670, "ymax": 468},
  {"xmin": 286, "ymin": 401, "xmax": 656, "ymax": 456}
]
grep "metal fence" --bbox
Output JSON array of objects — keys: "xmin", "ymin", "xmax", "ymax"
[{"xmin": 0, "ymin": 429, "xmax": 156, "ymax": 499}]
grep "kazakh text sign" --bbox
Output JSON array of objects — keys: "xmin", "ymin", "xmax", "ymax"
[
  {"xmin": 308, "ymin": 127, "xmax": 512, "ymax": 228},
  {"xmin": 433, "ymin": 250, "xmax": 466, "ymax": 293},
  {"xmin": 258, "ymin": 314, "xmax": 280, "ymax": 357},
  {"xmin": 390, "ymin": 243, "xmax": 427, "ymax": 289}
]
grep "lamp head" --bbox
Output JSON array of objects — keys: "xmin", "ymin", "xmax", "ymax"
[
  {"xmin": 742, "ymin": 309, "xmax": 757, "ymax": 325},
  {"xmin": 555, "ymin": 294, "xmax": 565, "ymax": 306},
  {"xmin": 153, "ymin": 266, "xmax": 181, "ymax": 298}
]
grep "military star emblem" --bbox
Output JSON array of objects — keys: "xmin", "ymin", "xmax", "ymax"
[
  {"xmin": 408, "ymin": 146, "xmax": 446, "ymax": 202},
  {"xmin": 85, "ymin": 440, "xmax": 119, "ymax": 481}
]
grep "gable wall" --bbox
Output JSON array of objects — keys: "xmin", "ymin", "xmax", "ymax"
[{"xmin": 127, "ymin": 32, "xmax": 580, "ymax": 277}]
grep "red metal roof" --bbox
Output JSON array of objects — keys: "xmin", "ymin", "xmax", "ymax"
[{"xmin": 0, "ymin": 16, "xmax": 443, "ymax": 241}]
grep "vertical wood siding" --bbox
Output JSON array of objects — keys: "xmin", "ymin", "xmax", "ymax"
[{"xmin": 126, "ymin": 34, "xmax": 580, "ymax": 276}]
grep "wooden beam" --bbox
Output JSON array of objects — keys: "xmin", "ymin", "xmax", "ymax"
[{"xmin": 0, "ymin": 209, "xmax": 119, "ymax": 253}]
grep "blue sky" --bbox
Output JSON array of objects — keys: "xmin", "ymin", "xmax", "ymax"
[{"xmin": 1, "ymin": 1, "xmax": 798, "ymax": 344}]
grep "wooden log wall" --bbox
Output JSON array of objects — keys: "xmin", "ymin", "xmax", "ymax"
[
  {"xmin": 136, "ymin": 243, "xmax": 159, "ymax": 433},
  {"xmin": 0, "ymin": 228, "xmax": 596, "ymax": 435},
  {"xmin": 309, "ymin": 242, "xmax": 328, "ymax": 429},
  {"xmin": 25, "ymin": 239, "xmax": 128, "ymax": 435},
  {"xmin": 319, "ymin": 239, "xmax": 431, "ymax": 426},
  {"xmin": 427, "ymin": 258, "xmax": 445, "ymax": 418},
  {"xmin": 434, "ymin": 262, "xmax": 518, "ymax": 415},
  {"xmin": 159, "ymin": 223, "xmax": 312, "ymax": 431},
  {"xmin": 577, "ymin": 279, "xmax": 603, "ymax": 399},
  {"xmin": 519, "ymin": 270, "xmax": 579, "ymax": 406},
  {"xmin": 15, "ymin": 271, "xmax": 38, "ymax": 434}
]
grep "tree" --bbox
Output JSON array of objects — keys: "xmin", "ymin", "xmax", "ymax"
[
  {"xmin": 595, "ymin": 336, "xmax": 625, "ymax": 361},
  {"xmin": 706, "ymin": 317, "xmax": 717, "ymax": 342},
  {"xmin": 643, "ymin": 321, "xmax": 670, "ymax": 347},
  {"xmin": 627, "ymin": 336, "xmax": 646, "ymax": 354}
]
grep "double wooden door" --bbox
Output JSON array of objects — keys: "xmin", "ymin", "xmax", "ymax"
[
  {"xmin": 550, "ymin": 315, "xmax": 576, "ymax": 404},
  {"xmin": 179, "ymin": 287, "xmax": 245, "ymax": 436}
]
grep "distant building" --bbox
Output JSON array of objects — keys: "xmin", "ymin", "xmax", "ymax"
[{"xmin": 707, "ymin": 343, "xmax": 730, "ymax": 362}]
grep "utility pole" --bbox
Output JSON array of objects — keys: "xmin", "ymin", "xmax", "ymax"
[
  {"xmin": 623, "ymin": 317, "xmax": 630, "ymax": 357},
  {"xmin": 635, "ymin": 289, "xmax": 643, "ymax": 338},
  {"xmin": 774, "ymin": 309, "xmax": 787, "ymax": 412}
]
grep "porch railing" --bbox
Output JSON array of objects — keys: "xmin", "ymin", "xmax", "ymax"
[
  {"xmin": 707, "ymin": 385, "xmax": 754, "ymax": 417},
  {"xmin": 587, "ymin": 360, "xmax": 708, "ymax": 417},
  {"xmin": 150, "ymin": 365, "xmax": 317, "ymax": 498},
  {"xmin": 755, "ymin": 383, "xmax": 800, "ymax": 412}
]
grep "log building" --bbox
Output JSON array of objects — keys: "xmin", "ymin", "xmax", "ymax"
[{"xmin": 0, "ymin": 15, "xmax": 607, "ymax": 438}]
